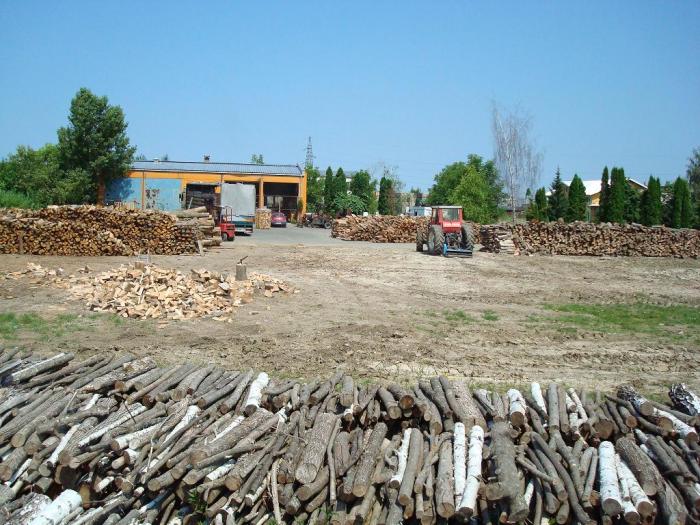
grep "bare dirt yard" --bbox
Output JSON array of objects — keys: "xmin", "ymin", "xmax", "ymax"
[{"xmin": 1, "ymin": 227, "xmax": 699, "ymax": 396}]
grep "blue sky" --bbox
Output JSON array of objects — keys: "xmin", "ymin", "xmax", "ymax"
[{"xmin": 1, "ymin": 2, "xmax": 698, "ymax": 191}]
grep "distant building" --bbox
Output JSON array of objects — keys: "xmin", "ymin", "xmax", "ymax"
[
  {"xmin": 562, "ymin": 178, "xmax": 647, "ymax": 221},
  {"xmin": 105, "ymin": 158, "xmax": 307, "ymax": 217}
]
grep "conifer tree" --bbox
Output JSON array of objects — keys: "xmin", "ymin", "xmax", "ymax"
[
  {"xmin": 608, "ymin": 167, "xmax": 627, "ymax": 223},
  {"xmin": 649, "ymin": 176, "xmax": 663, "ymax": 225},
  {"xmin": 670, "ymin": 177, "xmax": 694, "ymax": 228},
  {"xmin": 377, "ymin": 177, "xmax": 392, "ymax": 215},
  {"xmin": 566, "ymin": 175, "xmax": 587, "ymax": 221},
  {"xmin": 323, "ymin": 167, "xmax": 335, "ymax": 213},
  {"xmin": 547, "ymin": 168, "xmax": 569, "ymax": 220},
  {"xmin": 335, "ymin": 168, "xmax": 348, "ymax": 197},
  {"xmin": 598, "ymin": 166, "xmax": 610, "ymax": 222}
]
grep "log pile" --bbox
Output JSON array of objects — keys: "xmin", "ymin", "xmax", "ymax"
[
  {"xmin": 332, "ymin": 215, "xmax": 430, "ymax": 243},
  {"xmin": 255, "ymin": 208, "xmax": 272, "ymax": 230},
  {"xmin": 172, "ymin": 207, "xmax": 221, "ymax": 249},
  {"xmin": 479, "ymin": 225, "xmax": 517, "ymax": 255},
  {"xmin": 0, "ymin": 206, "xmax": 204, "ymax": 256},
  {"xmin": 480, "ymin": 221, "xmax": 700, "ymax": 258},
  {"xmin": 1, "ymin": 349, "xmax": 699, "ymax": 524}
]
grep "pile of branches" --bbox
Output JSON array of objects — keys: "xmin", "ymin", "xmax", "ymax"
[
  {"xmin": 0, "ymin": 206, "xmax": 204, "ymax": 256},
  {"xmin": 3, "ymin": 263, "xmax": 294, "ymax": 320},
  {"xmin": 480, "ymin": 222, "xmax": 700, "ymax": 258},
  {"xmin": 332, "ymin": 215, "xmax": 430, "ymax": 243},
  {"xmin": 1, "ymin": 349, "xmax": 699, "ymax": 524}
]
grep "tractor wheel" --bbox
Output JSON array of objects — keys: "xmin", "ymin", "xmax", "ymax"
[
  {"xmin": 221, "ymin": 232, "xmax": 229, "ymax": 241},
  {"xmin": 416, "ymin": 228, "xmax": 425, "ymax": 252},
  {"xmin": 460, "ymin": 223, "xmax": 475, "ymax": 250},
  {"xmin": 427, "ymin": 225, "xmax": 445, "ymax": 255}
]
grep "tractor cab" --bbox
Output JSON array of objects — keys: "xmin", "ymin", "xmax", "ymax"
[{"xmin": 417, "ymin": 205, "xmax": 474, "ymax": 257}]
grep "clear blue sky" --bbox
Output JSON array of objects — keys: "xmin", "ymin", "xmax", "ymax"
[{"xmin": 1, "ymin": 2, "xmax": 698, "ymax": 191}]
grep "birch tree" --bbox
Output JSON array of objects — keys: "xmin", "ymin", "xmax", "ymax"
[{"xmin": 492, "ymin": 104, "xmax": 542, "ymax": 222}]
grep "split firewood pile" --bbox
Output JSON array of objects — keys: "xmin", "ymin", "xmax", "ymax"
[
  {"xmin": 480, "ymin": 222, "xmax": 700, "ymax": 258},
  {"xmin": 0, "ymin": 206, "xmax": 204, "ymax": 256},
  {"xmin": 331, "ymin": 215, "xmax": 428, "ymax": 243},
  {"xmin": 2, "ymin": 263, "xmax": 294, "ymax": 320},
  {"xmin": 1, "ymin": 350, "xmax": 699, "ymax": 525},
  {"xmin": 479, "ymin": 225, "xmax": 517, "ymax": 255},
  {"xmin": 172, "ymin": 207, "xmax": 221, "ymax": 249},
  {"xmin": 255, "ymin": 208, "xmax": 272, "ymax": 230}
]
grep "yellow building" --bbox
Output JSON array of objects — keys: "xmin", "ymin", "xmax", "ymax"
[
  {"xmin": 563, "ymin": 178, "xmax": 647, "ymax": 221},
  {"xmin": 106, "ymin": 159, "xmax": 307, "ymax": 218}
]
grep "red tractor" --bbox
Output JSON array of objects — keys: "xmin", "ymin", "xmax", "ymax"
[{"xmin": 416, "ymin": 206, "xmax": 474, "ymax": 256}]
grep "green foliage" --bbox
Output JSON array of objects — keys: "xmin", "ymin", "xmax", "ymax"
[
  {"xmin": 449, "ymin": 166, "xmax": 495, "ymax": 223},
  {"xmin": 335, "ymin": 167, "xmax": 348, "ymax": 197},
  {"xmin": 687, "ymin": 147, "xmax": 700, "ymax": 200},
  {"xmin": 566, "ymin": 175, "xmax": 587, "ymax": 222},
  {"xmin": 323, "ymin": 167, "xmax": 335, "ymax": 213},
  {"xmin": 640, "ymin": 176, "xmax": 663, "ymax": 226},
  {"xmin": 443, "ymin": 309, "xmax": 475, "ymax": 323},
  {"xmin": 624, "ymin": 183, "xmax": 640, "ymax": 223},
  {"xmin": 547, "ymin": 168, "xmax": 568, "ymax": 221},
  {"xmin": 482, "ymin": 310, "xmax": 499, "ymax": 321},
  {"xmin": 427, "ymin": 155, "xmax": 503, "ymax": 222},
  {"xmin": 305, "ymin": 166, "xmax": 323, "ymax": 213},
  {"xmin": 57, "ymin": 87, "xmax": 135, "ymax": 203},
  {"xmin": 332, "ymin": 194, "xmax": 367, "ymax": 215},
  {"xmin": 377, "ymin": 176, "xmax": 393, "ymax": 215},
  {"xmin": 608, "ymin": 167, "xmax": 627, "ymax": 223},
  {"xmin": 525, "ymin": 187, "xmax": 549, "ymax": 221},
  {"xmin": 0, "ymin": 189, "xmax": 40, "ymax": 209},
  {"xmin": 250, "ymin": 153, "xmax": 264, "ymax": 164},
  {"xmin": 349, "ymin": 170, "xmax": 376, "ymax": 213},
  {"xmin": 670, "ymin": 177, "xmax": 694, "ymax": 228},
  {"xmin": 598, "ymin": 166, "xmax": 610, "ymax": 222}
]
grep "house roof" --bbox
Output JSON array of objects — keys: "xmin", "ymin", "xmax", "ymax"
[
  {"xmin": 561, "ymin": 178, "xmax": 647, "ymax": 196},
  {"xmin": 131, "ymin": 160, "xmax": 303, "ymax": 177}
]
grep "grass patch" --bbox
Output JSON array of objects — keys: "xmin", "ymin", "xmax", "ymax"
[
  {"xmin": 482, "ymin": 310, "xmax": 499, "ymax": 322},
  {"xmin": 443, "ymin": 309, "xmax": 476, "ymax": 324},
  {"xmin": 540, "ymin": 302, "xmax": 700, "ymax": 339},
  {"xmin": 0, "ymin": 311, "xmax": 96, "ymax": 341}
]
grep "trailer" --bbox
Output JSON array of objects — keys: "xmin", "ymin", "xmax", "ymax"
[{"xmin": 220, "ymin": 183, "xmax": 256, "ymax": 235}]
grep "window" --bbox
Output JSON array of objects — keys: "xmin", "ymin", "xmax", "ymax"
[{"xmin": 442, "ymin": 208, "xmax": 459, "ymax": 221}]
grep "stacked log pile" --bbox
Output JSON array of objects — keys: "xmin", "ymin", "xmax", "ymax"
[
  {"xmin": 480, "ymin": 222, "xmax": 700, "ymax": 258},
  {"xmin": 479, "ymin": 225, "xmax": 517, "ymax": 255},
  {"xmin": 0, "ymin": 206, "xmax": 203, "ymax": 256},
  {"xmin": 2, "ymin": 263, "xmax": 294, "ymax": 320},
  {"xmin": 255, "ymin": 208, "xmax": 272, "ymax": 230},
  {"xmin": 1, "ymin": 349, "xmax": 699, "ymax": 524},
  {"xmin": 332, "ymin": 215, "xmax": 430, "ymax": 243},
  {"xmin": 172, "ymin": 207, "xmax": 221, "ymax": 249}
]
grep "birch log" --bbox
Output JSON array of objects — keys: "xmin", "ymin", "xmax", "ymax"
[
  {"xmin": 598, "ymin": 441, "xmax": 623, "ymax": 516},
  {"xmin": 388, "ymin": 429, "xmax": 411, "ymax": 489},
  {"xmin": 244, "ymin": 372, "xmax": 270, "ymax": 416},
  {"xmin": 506, "ymin": 389, "xmax": 527, "ymax": 427},
  {"xmin": 456, "ymin": 425, "xmax": 484, "ymax": 518},
  {"xmin": 453, "ymin": 422, "xmax": 467, "ymax": 506}
]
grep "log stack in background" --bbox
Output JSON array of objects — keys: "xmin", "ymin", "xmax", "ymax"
[
  {"xmin": 172, "ymin": 206, "xmax": 221, "ymax": 248},
  {"xmin": 255, "ymin": 208, "xmax": 272, "ymax": 230},
  {"xmin": 332, "ymin": 215, "xmax": 428, "ymax": 243},
  {"xmin": 1, "ymin": 348, "xmax": 699, "ymax": 524},
  {"xmin": 480, "ymin": 221, "xmax": 700, "ymax": 258},
  {"xmin": 0, "ymin": 206, "xmax": 205, "ymax": 256}
]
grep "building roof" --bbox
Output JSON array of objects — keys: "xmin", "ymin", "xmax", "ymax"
[
  {"xmin": 131, "ymin": 160, "xmax": 303, "ymax": 177},
  {"xmin": 562, "ymin": 178, "xmax": 647, "ymax": 196}
]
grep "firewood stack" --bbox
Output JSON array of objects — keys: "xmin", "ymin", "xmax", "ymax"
[
  {"xmin": 0, "ymin": 206, "xmax": 204, "ymax": 256},
  {"xmin": 1, "ymin": 349, "xmax": 699, "ymax": 524},
  {"xmin": 332, "ymin": 215, "xmax": 430, "ymax": 243},
  {"xmin": 255, "ymin": 208, "xmax": 272, "ymax": 230},
  {"xmin": 480, "ymin": 221, "xmax": 700, "ymax": 258},
  {"xmin": 479, "ymin": 225, "xmax": 517, "ymax": 254},
  {"xmin": 172, "ymin": 207, "xmax": 221, "ymax": 248},
  {"xmin": 3, "ymin": 263, "xmax": 294, "ymax": 320}
]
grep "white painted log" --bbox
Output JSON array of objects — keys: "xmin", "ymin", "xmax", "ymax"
[
  {"xmin": 453, "ymin": 422, "xmax": 467, "ymax": 504},
  {"xmin": 244, "ymin": 372, "xmax": 269, "ymax": 414},
  {"xmin": 617, "ymin": 457, "xmax": 653, "ymax": 517},
  {"xmin": 389, "ymin": 429, "xmax": 411, "ymax": 489},
  {"xmin": 506, "ymin": 389, "xmax": 527, "ymax": 427},
  {"xmin": 205, "ymin": 459, "xmax": 237, "ymax": 482},
  {"xmin": 457, "ymin": 425, "xmax": 484, "ymax": 517},
  {"xmin": 567, "ymin": 388, "xmax": 588, "ymax": 421},
  {"xmin": 81, "ymin": 394, "xmax": 101, "ymax": 411},
  {"xmin": 655, "ymin": 408, "xmax": 698, "ymax": 443},
  {"xmin": 531, "ymin": 382, "xmax": 547, "ymax": 414},
  {"xmin": 599, "ymin": 441, "xmax": 623, "ymax": 516},
  {"xmin": 523, "ymin": 480, "xmax": 535, "ymax": 506},
  {"xmin": 163, "ymin": 405, "xmax": 200, "ymax": 443},
  {"xmin": 7, "ymin": 457, "xmax": 31, "ymax": 485},
  {"xmin": 77, "ymin": 403, "xmax": 146, "ymax": 447},
  {"xmin": 10, "ymin": 493, "xmax": 52, "ymax": 523},
  {"xmin": 210, "ymin": 415, "xmax": 245, "ymax": 443},
  {"xmin": 45, "ymin": 425, "xmax": 79, "ymax": 470},
  {"xmin": 111, "ymin": 423, "xmax": 160, "ymax": 451},
  {"xmin": 28, "ymin": 489, "xmax": 82, "ymax": 525}
]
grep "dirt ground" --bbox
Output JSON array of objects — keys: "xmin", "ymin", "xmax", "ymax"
[{"xmin": 1, "ymin": 228, "xmax": 699, "ymax": 395}]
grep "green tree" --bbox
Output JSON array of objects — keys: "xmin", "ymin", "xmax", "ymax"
[
  {"xmin": 323, "ymin": 167, "xmax": 335, "ymax": 213},
  {"xmin": 349, "ymin": 170, "xmax": 375, "ymax": 211},
  {"xmin": 335, "ymin": 168, "xmax": 348, "ymax": 198},
  {"xmin": 670, "ymin": 177, "xmax": 694, "ymax": 228},
  {"xmin": 305, "ymin": 166, "xmax": 323, "ymax": 213},
  {"xmin": 250, "ymin": 154, "xmax": 264, "ymax": 164},
  {"xmin": 377, "ymin": 176, "xmax": 392, "ymax": 215},
  {"xmin": 0, "ymin": 144, "xmax": 60, "ymax": 205},
  {"xmin": 639, "ymin": 186, "xmax": 651, "ymax": 226},
  {"xmin": 608, "ymin": 167, "xmax": 627, "ymax": 223},
  {"xmin": 566, "ymin": 175, "xmax": 587, "ymax": 222},
  {"xmin": 687, "ymin": 147, "xmax": 700, "ymax": 200},
  {"xmin": 598, "ymin": 166, "xmax": 610, "ymax": 222},
  {"xmin": 449, "ymin": 167, "xmax": 495, "ymax": 223},
  {"xmin": 332, "ymin": 194, "xmax": 366, "ymax": 215},
  {"xmin": 648, "ymin": 176, "xmax": 662, "ymax": 225},
  {"xmin": 534, "ymin": 188, "xmax": 549, "ymax": 221},
  {"xmin": 547, "ymin": 168, "xmax": 569, "ymax": 220},
  {"xmin": 57, "ymin": 88, "xmax": 135, "ymax": 204},
  {"xmin": 624, "ymin": 183, "xmax": 640, "ymax": 223}
]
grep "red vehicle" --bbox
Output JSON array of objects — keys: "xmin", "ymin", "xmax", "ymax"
[
  {"xmin": 271, "ymin": 211, "xmax": 287, "ymax": 227},
  {"xmin": 215, "ymin": 206, "xmax": 236, "ymax": 241},
  {"xmin": 416, "ymin": 205, "xmax": 473, "ymax": 256}
]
